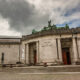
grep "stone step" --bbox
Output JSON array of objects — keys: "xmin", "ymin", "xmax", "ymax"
[{"xmin": 1, "ymin": 65, "xmax": 80, "ymax": 73}]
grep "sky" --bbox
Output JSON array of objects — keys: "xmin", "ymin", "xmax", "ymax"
[{"xmin": 0, "ymin": 0, "xmax": 80, "ymax": 36}]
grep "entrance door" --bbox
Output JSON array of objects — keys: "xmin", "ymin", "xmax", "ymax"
[
  {"xmin": 62, "ymin": 48, "xmax": 71, "ymax": 65},
  {"xmin": 29, "ymin": 43, "xmax": 37, "ymax": 65},
  {"xmin": 33, "ymin": 50, "xmax": 37, "ymax": 65}
]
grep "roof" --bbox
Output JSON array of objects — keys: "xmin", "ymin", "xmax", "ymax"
[
  {"xmin": 0, "ymin": 36, "xmax": 21, "ymax": 44},
  {"xmin": 0, "ymin": 36, "xmax": 22, "ymax": 39},
  {"xmin": 22, "ymin": 27, "xmax": 80, "ymax": 40}
]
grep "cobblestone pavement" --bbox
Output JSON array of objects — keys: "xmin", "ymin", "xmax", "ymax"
[{"xmin": 0, "ymin": 72, "xmax": 80, "ymax": 80}]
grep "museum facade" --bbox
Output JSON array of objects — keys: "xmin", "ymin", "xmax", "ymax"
[{"xmin": 0, "ymin": 27, "xmax": 80, "ymax": 66}]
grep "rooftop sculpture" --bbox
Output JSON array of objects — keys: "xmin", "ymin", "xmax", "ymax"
[{"xmin": 32, "ymin": 20, "xmax": 69, "ymax": 34}]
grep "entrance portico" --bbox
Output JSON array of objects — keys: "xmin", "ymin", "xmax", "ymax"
[
  {"xmin": 60, "ymin": 37, "xmax": 79, "ymax": 65},
  {"xmin": 28, "ymin": 42, "xmax": 37, "ymax": 65},
  {"xmin": 61, "ymin": 38, "xmax": 72, "ymax": 65},
  {"xmin": 23, "ymin": 34, "xmax": 80, "ymax": 66},
  {"xmin": 24, "ymin": 37, "xmax": 79, "ymax": 66},
  {"xmin": 25, "ymin": 41, "xmax": 39, "ymax": 65}
]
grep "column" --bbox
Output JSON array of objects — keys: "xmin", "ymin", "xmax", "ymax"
[
  {"xmin": 72, "ymin": 37, "xmax": 78, "ymax": 63},
  {"xmin": 77, "ymin": 38, "xmax": 80, "ymax": 58},
  {"xmin": 25, "ymin": 44, "xmax": 29, "ymax": 64},
  {"xmin": 19, "ymin": 44, "xmax": 21, "ymax": 62},
  {"xmin": 36, "ymin": 41, "xmax": 40, "ymax": 63},
  {"xmin": 21, "ymin": 44, "xmax": 25, "ymax": 64},
  {"xmin": 57, "ymin": 38, "xmax": 63, "ymax": 62}
]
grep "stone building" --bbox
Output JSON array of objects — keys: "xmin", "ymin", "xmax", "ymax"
[
  {"xmin": 0, "ymin": 36, "xmax": 21, "ymax": 65},
  {"xmin": 0, "ymin": 27, "xmax": 80, "ymax": 66}
]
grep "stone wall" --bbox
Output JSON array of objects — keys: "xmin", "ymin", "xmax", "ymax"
[
  {"xmin": 39, "ymin": 38, "xmax": 57, "ymax": 63},
  {"xmin": 0, "ymin": 44, "xmax": 20, "ymax": 64},
  {"xmin": 22, "ymin": 35, "xmax": 59, "ymax": 65}
]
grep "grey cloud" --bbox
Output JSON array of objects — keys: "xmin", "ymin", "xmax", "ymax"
[
  {"xmin": 0, "ymin": 0, "xmax": 80, "ymax": 35},
  {"xmin": 48, "ymin": 0, "xmax": 80, "ymax": 25},
  {"xmin": 63, "ymin": 1, "xmax": 80, "ymax": 17},
  {"xmin": 0, "ymin": 0, "xmax": 49, "ymax": 34}
]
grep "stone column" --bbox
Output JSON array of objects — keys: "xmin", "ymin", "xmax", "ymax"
[
  {"xmin": 25, "ymin": 43, "xmax": 29, "ymax": 64},
  {"xmin": 57, "ymin": 38, "xmax": 63, "ymax": 62},
  {"xmin": 72, "ymin": 37, "xmax": 78, "ymax": 63},
  {"xmin": 21, "ymin": 44, "xmax": 25, "ymax": 64},
  {"xmin": 36, "ymin": 41, "xmax": 40, "ymax": 63},
  {"xmin": 19, "ymin": 44, "xmax": 21, "ymax": 62},
  {"xmin": 77, "ymin": 38, "xmax": 80, "ymax": 58}
]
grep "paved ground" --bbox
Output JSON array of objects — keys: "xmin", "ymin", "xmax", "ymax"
[
  {"xmin": 0, "ymin": 66, "xmax": 80, "ymax": 80},
  {"xmin": 0, "ymin": 72, "xmax": 80, "ymax": 80},
  {"xmin": 1, "ymin": 66, "xmax": 80, "ymax": 73}
]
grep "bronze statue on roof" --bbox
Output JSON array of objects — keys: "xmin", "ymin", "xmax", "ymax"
[{"xmin": 48, "ymin": 20, "xmax": 51, "ymax": 27}]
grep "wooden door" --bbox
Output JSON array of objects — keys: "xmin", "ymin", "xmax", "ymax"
[
  {"xmin": 34, "ymin": 50, "xmax": 37, "ymax": 65},
  {"xmin": 62, "ymin": 48, "xmax": 71, "ymax": 65},
  {"xmin": 62, "ymin": 50, "xmax": 67, "ymax": 65}
]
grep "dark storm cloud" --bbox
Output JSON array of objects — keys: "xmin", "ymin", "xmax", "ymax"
[{"xmin": 0, "ymin": 0, "xmax": 49, "ymax": 34}]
